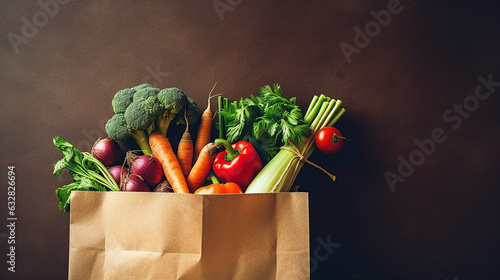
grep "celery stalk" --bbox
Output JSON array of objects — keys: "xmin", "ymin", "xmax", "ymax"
[
  {"xmin": 304, "ymin": 95, "xmax": 319, "ymax": 121},
  {"xmin": 244, "ymin": 149, "xmax": 297, "ymax": 193},
  {"xmin": 218, "ymin": 96, "xmax": 225, "ymax": 139}
]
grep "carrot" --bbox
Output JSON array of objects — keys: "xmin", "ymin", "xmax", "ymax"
[
  {"xmin": 193, "ymin": 83, "xmax": 220, "ymax": 162},
  {"xmin": 177, "ymin": 112, "xmax": 193, "ymax": 177},
  {"xmin": 187, "ymin": 142, "xmax": 217, "ymax": 193},
  {"xmin": 149, "ymin": 131, "xmax": 189, "ymax": 193}
]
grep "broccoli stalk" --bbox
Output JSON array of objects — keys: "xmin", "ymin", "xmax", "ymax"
[
  {"xmin": 156, "ymin": 87, "xmax": 188, "ymax": 136},
  {"xmin": 130, "ymin": 130, "xmax": 151, "ymax": 155}
]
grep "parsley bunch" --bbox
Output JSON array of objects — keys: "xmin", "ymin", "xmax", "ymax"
[{"xmin": 219, "ymin": 84, "xmax": 310, "ymax": 163}]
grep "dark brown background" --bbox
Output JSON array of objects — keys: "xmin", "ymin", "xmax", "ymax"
[{"xmin": 1, "ymin": 0, "xmax": 499, "ymax": 279}]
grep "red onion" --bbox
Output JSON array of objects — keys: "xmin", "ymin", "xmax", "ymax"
[
  {"xmin": 129, "ymin": 155, "xmax": 163, "ymax": 187},
  {"xmin": 92, "ymin": 138, "xmax": 122, "ymax": 166},
  {"xmin": 153, "ymin": 180, "xmax": 173, "ymax": 192},
  {"xmin": 121, "ymin": 175, "xmax": 150, "ymax": 192},
  {"xmin": 107, "ymin": 165, "xmax": 128, "ymax": 186}
]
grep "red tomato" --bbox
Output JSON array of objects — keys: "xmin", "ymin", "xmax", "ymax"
[{"xmin": 315, "ymin": 127, "xmax": 345, "ymax": 154}]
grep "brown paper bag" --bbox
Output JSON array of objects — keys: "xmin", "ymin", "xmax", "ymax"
[{"xmin": 68, "ymin": 191, "xmax": 310, "ymax": 279}]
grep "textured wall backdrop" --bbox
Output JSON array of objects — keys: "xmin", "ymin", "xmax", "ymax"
[{"xmin": 1, "ymin": 0, "xmax": 499, "ymax": 279}]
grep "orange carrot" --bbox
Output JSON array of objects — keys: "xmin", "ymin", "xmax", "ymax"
[
  {"xmin": 193, "ymin": 83, "xmax": 220, "ymax": 162},
  {"xmin": 149, "ymin": 131, "xmax": 189, "ymax": 193},
  {"xmin": 187, "ymin": 142, "xmax": 217, "ymax": 193},
  {"xmin": 177, "ymin": 112, "xmax": 193, "ymax": 177}
]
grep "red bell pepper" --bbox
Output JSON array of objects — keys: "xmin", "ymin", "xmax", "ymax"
[
  {"xmin": 194, "ymin": 174, "xmax": 243, "ymax": 194},
  {"xmin": 212, "ymin": 139, "xmax": 263, "ymax": 191}
]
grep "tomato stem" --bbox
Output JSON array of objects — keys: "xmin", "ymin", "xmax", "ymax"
[{"xmin": 332, "ymin": 133, "xmax": 350, "ymax": 143}]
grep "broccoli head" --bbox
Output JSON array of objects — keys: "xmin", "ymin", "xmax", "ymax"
[
  {"xmin": 174, "ymin": 97, "xmax": 201, "ymax": 126},
  {"xmin": 156, "ymin": 87, "xmax": 188, "ymax": 136},
  {"xmin": 105, "ymin": 113, "xmax": 152, "ymax": 155},
  {"xmin": 112, "ymin": 88, "xmax": 135, "ymax": 114}
]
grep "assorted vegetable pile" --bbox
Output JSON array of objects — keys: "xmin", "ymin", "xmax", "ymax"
[{"xmin": 53, "ymin": 83, "xmax": 346, "ymax": 213}]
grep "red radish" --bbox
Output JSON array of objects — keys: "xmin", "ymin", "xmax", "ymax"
[
  {"xmin": 107, "ymin": 165, "xmax": 128, "ymax": 185},
  {"xmin": 121, "ymin": 175, "xmax": 150, "ymax": 192},
  {"xmin": 129, "ymin": 155, "xmax": 163, "ymax": 187},
  {"xmin": 92, "ymin": 138, "xmax": 122, "ymax": 166}
]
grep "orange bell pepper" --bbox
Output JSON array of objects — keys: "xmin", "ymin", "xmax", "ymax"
[{"xmin": 194, "ymin": 174, "xmax": 243, "ymax": 194}]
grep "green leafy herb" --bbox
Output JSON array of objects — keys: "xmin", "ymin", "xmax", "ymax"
[
  {"xmin": 53, "ymin": 137, "xmax": 119, "ymax": 213},
  {"xmin": 219, "ymin": 84, "xmax": 310, "ymax": 163}
]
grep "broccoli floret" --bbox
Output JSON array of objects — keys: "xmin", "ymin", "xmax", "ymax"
[
  {"xmin": 124, "ymin": 96, "xmax": 163, "ymax": 134},
  {"xmin": 105, "ymin": 113, "xmax": 152, "ymax": 155},
  {"xmin": 111, "ymin": 84, "xmax": 155, "ymax": 114},
  {"xmin": 156, "ymin": 87, "xmax": 188, "ymax": 136},
  {"xmin": 105, "ymin": 114, "xmax": 131, "ymax": 140},
  {"xmin": 133, "ymin": 86, "xmax": 160, "ymax": 102},
  {"xmin": 174, "ymin": 97, "xmax": 201, "ymax": 126},
  {"xmin": 112, "ymin": 88, "xmax": 135, "ymax": 114}
]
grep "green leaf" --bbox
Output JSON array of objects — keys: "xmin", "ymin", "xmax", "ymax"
[
  {"xmin": 53, "ymin": 158, "xmax": 69, "ymax": 177},
  {"xmin": 247, "ymin": 135, "xmax": 278, "ymax": 163},
  {"xmin": 272, "ymin": 84, "xmax": 284, "ymax": 97},
  {"xmin": 262, "ymin": 104, "xmax": 283, "ymax": 123},
  {"xmin": 290, "ymin": 123, "xmax": 311, "ymax": 145},
  {"xmin": 55, "ymin": 177, "xmax": 108, "ymax": 213},
  {"xmin": 244, "ymin": 104, "xmax": 261, "ymax": 120},
  {"xmin": 280, "ymin": 119, "xmax": 292, "ymax": 143},
  {"xmin": 289, "ymin": 107, "xmax": 303, "ymax": 120},
  {"xmin": 252, "ymin": 120, "xmax": 268, "ymax": 141},
  {"xmin": 80, "ymin": 177, "xmax": 103, "ymax": 191},
  {"xmin": 55, "ymin": 181, "xmax": 84, "ymax": 213},
  {"xmin": 258, "ymin": 85, "xmax": 273, "ymax": 97},
  {"xmin": 268, "ymin": 122, "xmax": 279, "ymax": 137},
  {"xmin": 226, "ymin": 122, "xmax": 244, "ymax": 143},
  {"xmin": 249, "ymin": 94, "xmax": 261, "ymax": 105}
]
